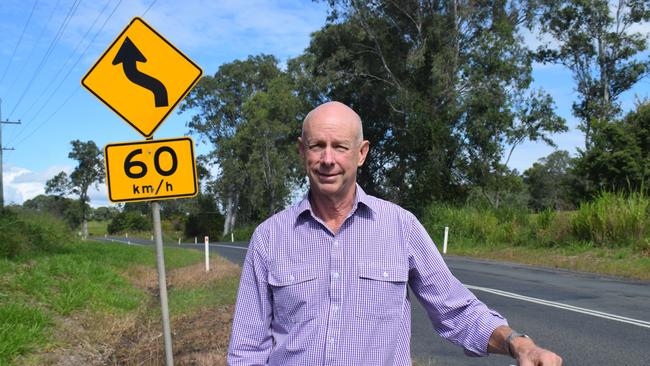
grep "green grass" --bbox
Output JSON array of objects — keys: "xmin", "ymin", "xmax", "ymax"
[
  {"xmin": 168, "ymin": 275, "xmax": 240, "ymax": 318},
  {"xmin": 0, "ymin": 240, "xmax": 206, "ymax": 365},
  {"xmin": 86, "ymin": 220, "xmax": 108, "ymax": 236},
  {"xmin": 0, "ymin": 304, "xmax": 51, "ymax": 364},
  {"xmin": 443, "ymin": 241, "xmax": 650, "ymax": 280}
]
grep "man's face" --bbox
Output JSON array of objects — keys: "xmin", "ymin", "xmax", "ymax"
[{"xmin": 298, "ymin": 105, "xmax": 369, "ymax": 201}]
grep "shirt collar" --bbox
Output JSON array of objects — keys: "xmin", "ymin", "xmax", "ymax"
[{"xmin": 295, "ymin": 183, "xmax": 376, "ymax": 222}]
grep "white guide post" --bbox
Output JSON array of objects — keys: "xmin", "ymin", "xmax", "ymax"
[
  {"xmin": 443, "ymin": 226, "xmax": 449, "ymax": 254},
  {"xmin": 204, "ymin": 236, "xmax": 210, "ymax": 272}
]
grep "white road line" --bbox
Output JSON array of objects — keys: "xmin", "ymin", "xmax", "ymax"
[{"xmin": 466, "ymin": 284, "xmax": 650, "ymax": 329}]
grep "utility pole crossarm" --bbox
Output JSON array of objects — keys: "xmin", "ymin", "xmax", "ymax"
[{"xmin": 0, "ymin": 98, "xmax": 22, "ymax": 208}]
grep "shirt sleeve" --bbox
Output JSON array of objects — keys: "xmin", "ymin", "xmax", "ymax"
[
  {"xmin": 227, "ymin": 228, "xmax": 274, "ymax": 365},
  {"xmin": 407, "ymin": 216, "xmax": 508, "ymax": 356}
]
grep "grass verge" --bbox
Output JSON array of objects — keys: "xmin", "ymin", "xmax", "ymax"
[
  {"xmin": 1, "ymin": 240, "xmax": 240, "ymax": 366},
  {"xmin": 442, "ymin": 242, "xmax": 650, "ymax": 281}
]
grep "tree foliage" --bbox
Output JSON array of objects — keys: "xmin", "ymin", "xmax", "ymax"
[
  {"xmin": 45, "ymin": 140, "xmax": 104, "ymax": 237},
  {"xmin": 576, "ymin": 101, "xmax": 650, "ymax": 195},
  {"xmin": 22, "ymin": 194, "xmax": 85, "ymax": 228},
  {"xmin": 304, "ymin": 0, "xmax": 565, "ymax": 210},
  {"xmin": 181, "ymin": 55, "xmax": 308, "ymax": 233},
  {"xmin": 524, "ymin": 150, "xmax": 575, "ymax": 211},
  {"xmin": 535, "ymin": 0, "xmax": 650, "ymax": 149},
  {"xmin": 183, "ymin": 193, "xmax": 225, "ymax": 240},
  {"xmin": 107, "ymin": 211, "xmax": 152, "ymax": 234}
]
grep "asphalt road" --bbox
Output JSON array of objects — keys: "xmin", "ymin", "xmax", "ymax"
[{"xmin": 98, "ymin": 237, "xmax": 650, "ymax": 365}]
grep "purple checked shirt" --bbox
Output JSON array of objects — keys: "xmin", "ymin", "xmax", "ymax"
[{"xmin": 227, "ymin": 185, "xmax": 508, "ymax": 366}]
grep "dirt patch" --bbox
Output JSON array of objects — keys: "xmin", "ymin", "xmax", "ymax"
[
  {"xmin": 25, "ymin": 311, "xmax": 139, "ymax": 366},
  {"xmin": 111, "ymin": 305, "xmax": 234, "ymax": 366}
]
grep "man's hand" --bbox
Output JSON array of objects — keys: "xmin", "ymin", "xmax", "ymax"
[
  {"xmin": 488, "ymin": 326, "xmax": 562, "ymax": 365},
  {"xmin": 511, "ymin": 336, "xmax": 562, "ymax": 366}
]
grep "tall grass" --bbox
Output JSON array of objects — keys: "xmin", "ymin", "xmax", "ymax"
[
  {"xmin": 422, "ymin": 191, "xmax": 650, "ymax": 252},
  {"xmin": 422, "ymin": 204, "xmax": 533, "ymax": 247},
  {"xmin": 572, "ymin": 191, "xmax": 650, "ymax": 250}
]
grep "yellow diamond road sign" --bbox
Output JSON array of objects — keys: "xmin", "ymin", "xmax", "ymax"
[
  {"xmin": 104, "ymin": 137, "xmax": 198, "ymax": 202},
  {"xmin": 82, "ymin": 17, "xmax": 202, "ymax": 138}
]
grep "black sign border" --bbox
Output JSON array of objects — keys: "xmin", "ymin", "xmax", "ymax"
[{"xmin": 82, "ymin": 17, "xmax": 203, "ymax": 138}]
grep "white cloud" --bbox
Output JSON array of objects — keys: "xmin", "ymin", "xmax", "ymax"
[
  {"xmin": 3, "ymin": 164, "xmax": 71, "ymax": 205},
  {"xmin": 3, "ymin": 164, "xmax": 114, "ymax": 208}
]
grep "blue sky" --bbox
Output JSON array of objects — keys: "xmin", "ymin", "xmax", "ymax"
[{"xmin": 0, "ymin": 0, "xmax": 648, "ymax": 207}]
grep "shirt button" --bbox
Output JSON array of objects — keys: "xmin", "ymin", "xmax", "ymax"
[
  {"xmin": 383, "ymin": 271, "xmax": 389, "ymax": 278},
  {"xmin": 332, "ymin": 272, "xmax": 340, "ymax": 279},
  {"xmin": 289, "ymin": 274, "xmax": 295, "ymax": 281},
  {"xmin": 332, "ymin": 305, "xmax": 339, "ymax": 312},
  {"xmin": 333, "ymin": 240, "xmax": 339, "ymax": 247},
  {"xmin": 329, "ymin": 337, "xmax": 335, "ymax": 343}
]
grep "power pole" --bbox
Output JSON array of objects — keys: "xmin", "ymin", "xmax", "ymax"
[{"xmin": 0, "ymin": 98, "xmax": 21, "ymax": 208}]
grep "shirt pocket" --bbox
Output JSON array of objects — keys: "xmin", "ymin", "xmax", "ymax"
[
  {"xmin": 356, "ymin": 263, "xmax": 408, "ymax": 319},
  {"xmin": 268, "ymin": 265, "xmax": 319, "ymax": 323}
]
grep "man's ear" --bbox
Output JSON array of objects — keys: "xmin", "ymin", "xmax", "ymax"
[
  {"xmin": 297, "ymin": 137, "xmax": 305, "ymax": 158},
  {"xmin": 357, "ymin": 140, "xmax": 370, "ymax": 167}
]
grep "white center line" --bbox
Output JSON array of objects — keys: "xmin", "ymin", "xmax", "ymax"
[{"xmin": 465, "ymin": 284, "xmax": 650, "ymax": 329}]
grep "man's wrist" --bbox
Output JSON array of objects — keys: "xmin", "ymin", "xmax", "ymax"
[{"xmin": 505, "ymin": 330, "xmax": 532, "ymax": 358}]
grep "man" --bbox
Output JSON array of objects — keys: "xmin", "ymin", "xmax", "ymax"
[{"xmin": 227, "ymin": 101, "xmax": 562, "ymax": 365}]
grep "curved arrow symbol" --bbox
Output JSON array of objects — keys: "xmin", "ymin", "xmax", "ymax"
[{"xmin": 112, "ymin": 36, "xmax": 168, "ymax": 107}]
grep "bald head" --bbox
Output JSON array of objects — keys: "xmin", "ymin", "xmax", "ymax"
[{"xmin": 302, "ymin": 101, "xmax": 364, "ymax": 143}]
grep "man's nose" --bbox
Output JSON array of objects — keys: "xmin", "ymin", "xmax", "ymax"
[{"xmin": 321, "ymin": 146, "xmax": 335, "ymax": 165}]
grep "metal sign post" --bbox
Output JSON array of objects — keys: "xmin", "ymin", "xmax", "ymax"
[{"xmin": 152, "ymin": 200, "xmax": 173, "ymax": 366}]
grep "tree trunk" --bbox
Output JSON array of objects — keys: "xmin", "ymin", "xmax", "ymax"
[
  {"xmin": 82, "ymin": 220, "xmax": 88, "ymax": 240},
  {"xmin": 80, "ymin": 194, "xmax": 88, "ymax": 239},
  {"xmin": 222, "ymin": 190, "xmax": 239, "ymax": 237}
]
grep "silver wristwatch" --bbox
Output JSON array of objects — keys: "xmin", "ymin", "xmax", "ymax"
[{"xmin": 505, "ymin": 330, "xmax": 531, "ymax": 358}]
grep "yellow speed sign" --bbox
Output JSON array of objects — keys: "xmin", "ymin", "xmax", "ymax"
[{"xmin": 104, "ymin": 137, "xmax": 197, "ymax": 202}]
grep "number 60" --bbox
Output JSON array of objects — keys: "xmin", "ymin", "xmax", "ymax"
[{"xmin": 124, "ymin": 147, "xmax": 178, "ymax": 179}]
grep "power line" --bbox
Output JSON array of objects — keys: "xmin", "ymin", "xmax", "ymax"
[
  {"xmin": 6, "ymin": 0, "xmax": 82, "ymax": 119},
  {"xmin": 21, "ymin": 0, "xmax": 113, "ymax": 123},
  {"xmin": 11, "ymin": 86, "xmax": 79, "ymax": 154},
  {"xmin": 5, "ymin": 0, "xmax": 62, "ymax": 144},
  {"xmin": 0, "ymin": 0, "xmax": 40, "ymax": 86},
  {"xmin": 143, "ymin": 0, "xmax": 158, "ymax": 16},
  {"xmin": 12, "ymin": 0, "xmax": 125, "ymax": 148},
  {"xmin": 6, "ymin": 0, "xmax": 62, "ymax": 98}
]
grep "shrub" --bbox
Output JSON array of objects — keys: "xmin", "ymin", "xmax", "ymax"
[
  {"xmin": 107, "ymin": 211, "xmax": 152, "ymax": 234},
  {"xmin": 184, "ymin": 213, "xmax": 223, "ymax": 241},
  {"xmin": 223, "ymin": 224, "xmax": 257, "ymax": 242},
  {"xmin": 0, "ymin": 210, "xmax": 72, "ymax": 258}
]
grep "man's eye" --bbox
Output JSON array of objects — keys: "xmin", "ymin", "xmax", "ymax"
[
  {"xmin": 335, "ymin": 146, "xmax": 349, "ymax": 152},
  {"xmin": 309, "ymin": 144, "xmax": 324, "ymax": 151}
]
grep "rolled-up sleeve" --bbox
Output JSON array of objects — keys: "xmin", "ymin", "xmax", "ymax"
[
  {"xmin": 227, "ymin": 229, "xmax": 273, "ymax": 365},
  {"xmin": 407, "ymin": 217, "xmax": 508, "ymax": 356}
]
